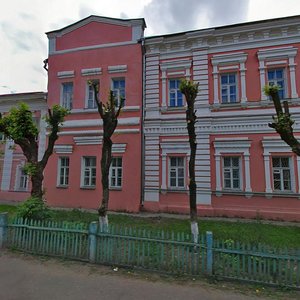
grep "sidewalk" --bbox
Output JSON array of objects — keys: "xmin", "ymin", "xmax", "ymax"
[{"xmin": 0, "ymin": 250, "xmax": 266, "ymax": 300}]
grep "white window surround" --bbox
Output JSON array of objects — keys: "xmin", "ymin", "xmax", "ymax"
[
  {"xmin": 262, "ymin": 137, "xmax": 298, "ymax": 194},
  {"xmin": 81, "ymin": 68, "xmax": 102, "ymax": 76},
  {"xmin": 160, "ymin": 139, "xmax": 189, "ymax": 191},
  {"xmin": 85, "ymin": 80, "xmax": 98, "ymax": 109},
  {"xmin": 211, "ymin": 52, "xmax": 248, "ymax": 105},
  {"xmin": 160, "ymin": 59, "xmax": 192, "ymax": 110},
  {"xmin": 57, "ymin": 157, "xmax": 70, "ymax": 187},
  {"xmin": 14, "ymin": 162, "xmax": 28, "ymax": 192},
  {"xmin": 57, "ymin": 70, "xmax": 75, "ymax": 79},
  {"xmin": 257, "ymin": 46, "xmax": 298, "ymax": 100},
  {"xmin": 213, "ymin": 138, "xmax": 252, "ymax": 193},
  {"xmin": 80, "ymin": 156, "xmax": 97, "ymax": 188}
]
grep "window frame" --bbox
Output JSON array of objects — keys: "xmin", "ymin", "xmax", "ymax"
[
  {"xmin": 81, "ymin": 156, "xmax": 97, "ymax": 188},
  {"xmin": 57, "ymin": 156, "xmax": 70, "ymax": 187},
  {"xmin": 220, "ymin": 73, "xmax": 238, "ymax": 104},
  {"xmin": 267, "ymin": 68, "xmax": 286, "ymax": 100},
  {"xmin": 272, "ymin": 156, "xmax": 292, "ymax": 192},
  {"xmin": 86, "ymin": 80, "xmax": 98, "ymax": 109},
  {"xmin": 222, "ymin": 156, "xmax": 241, "ymax": 190},
  {"xmin": 61, "ymin": 82, "xmax": 73, "ymax": 110},
  {"xmin": 111, "ymin": 78, "xmax": 125, "ymax": 107},
  {"xmin": 168, "ymin": 156, "xmax": 186, "ymax": 189},
  {"xmin": 109, "ymin": 157, "xmax": 123, "ymax": 189},
  {"xmin": 168, "ymin": 79, "xmax": 184, "ymax": 108}
]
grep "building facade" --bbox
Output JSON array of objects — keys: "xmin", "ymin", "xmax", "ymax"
[
  {"xmin": 0, "ymin": 92, "xmax": 47, "ymax": 202},
  {"xmin": 44, "ymin": 16, "xmax": 146, "ymax": 212},
  {"xmin": 143, "ymin": 16, "xmax": 300, "ymax": 221},
  {"xmin": 1, "ymin": 15, "xmax": 300, "ymax": 221}
]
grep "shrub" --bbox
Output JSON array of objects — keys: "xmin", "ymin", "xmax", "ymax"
[{"xmin": 16, "ymin": 197, "xmax": 51, "ymax": 220}]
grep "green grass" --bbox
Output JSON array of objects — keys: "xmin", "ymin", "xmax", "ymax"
[{"xmin": 1, "ymin": 204, "xmax": 300, "ymax": 249}]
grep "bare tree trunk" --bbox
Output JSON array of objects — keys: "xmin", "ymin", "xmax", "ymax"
[
  {"xmin": 31, "ymin": 166, "xmax": 44, "ymax": 199},
  {"xmin": 98, "ymin": 137, "xmax": 112, "ymax": 232}
]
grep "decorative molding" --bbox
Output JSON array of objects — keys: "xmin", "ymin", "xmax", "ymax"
[
  {"xmin": 108, "ymin": 65, "xmax": 127, "ymax": 73},
  {"xmin": 57, "ymin": 71, "xmax": 75, "ymax": 78},
  {"xmin": 63, "ymin": 117, "xmax": 140, "ymax": 128},
  {"xmin": 112, "ymin": 143, "xmax": 127, "ymax": 153},
  {"xmin": 58, "ymin": 128, "xmax": 140, "ymax": 136},
  {"xmin": 54, "ymin": 145, "xmax": 73, "ymax": 154},
  {"xmin": 74, "ymin": 136, "xmax": 101, "ymax": 145},
  {"xmin": 81, "ymin": 68, "xmax": 102, "ymax": 76}
]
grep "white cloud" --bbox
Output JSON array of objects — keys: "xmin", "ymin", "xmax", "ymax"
[{"xmin": 0, "ymin": 0, "xmax": 300, "ymax": 94}]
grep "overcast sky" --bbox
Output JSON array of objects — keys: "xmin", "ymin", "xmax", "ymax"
[{"xmin": 1, "ymin": 0, "xmax": 300, "ymax": 94}]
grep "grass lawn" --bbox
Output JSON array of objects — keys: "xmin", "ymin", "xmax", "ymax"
[{"xmin": 1, "ymin": 204, "xmax": 300, "ymax": 249}]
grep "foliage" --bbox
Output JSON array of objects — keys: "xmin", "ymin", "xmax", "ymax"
[
  {"xmin": 23, "ymin": 162, "xmax": 38, "ymax": 176},
  {"xmin": 0, "ymin": 102, "xmax": 38, "ymax": 141},
  {"xmin": 16, "ymin": 197, "xmax": 51, "ymax": 220},
  {"xmin": 179, "ymin": 79, "xmax": 199, "ymax": 100}
]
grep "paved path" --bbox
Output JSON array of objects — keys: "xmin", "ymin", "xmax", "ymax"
[{"xmin": 0, "ymin": 251, "xmax": 263, "ymax": 300}]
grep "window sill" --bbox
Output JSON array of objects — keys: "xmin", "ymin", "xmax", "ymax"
[
  {"xmin": 80, "ymin": 186, "xmax": 96, "ymax": 190},
  {"xmin": 161, "ymin": 106, "xmax": 186, "ymax": 113},
  {"xmin": 109, "ymin": 187, "xmax": 122, "ymax": 191},
  {"xmin": 56, "ymin": 185, "xmax": 69, "ymax": 189},
  {"xmin": 161, "ymin": 188, "xmax": 188, "ymax": 194}
]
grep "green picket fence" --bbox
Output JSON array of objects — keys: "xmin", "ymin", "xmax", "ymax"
[
  {"xmin": 2, "ymin": 215, "xmax": 300, "ymax": 289},
  {"xmin": 95, "ymin": 226, "xmax": 207, "ymax": 275},
  {"xmin": 7, "ymin": 218, "xmax": 89, "ymax": 261}
]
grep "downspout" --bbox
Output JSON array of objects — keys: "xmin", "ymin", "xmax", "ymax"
[{"xmin": 139, "ymin": 37, "xmax": 146, "ymax": 208}]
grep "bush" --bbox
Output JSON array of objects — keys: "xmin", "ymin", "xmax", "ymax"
[{"xmin": 16, "ymin": 197, "xmax": 51, "ymax": 220}]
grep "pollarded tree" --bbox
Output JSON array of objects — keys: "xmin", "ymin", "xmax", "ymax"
[
  {"xmin": 179, "ymin": 79, "xmax": 199, "ymax": 243},
  {"xmin": 264, "ymin": 85, "xmax": 300, "ymax": 156},
  {"xmin": 90, "ymin": 81, "xmax": 123, "ymax": 231},
  {"xmin": 0, "ymin": 102, "xmax": 68, "ymax": 200}
]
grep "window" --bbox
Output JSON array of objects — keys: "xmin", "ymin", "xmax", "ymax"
[
  {"xmin": 58, "ymin": 157, "xmax": 69, "ymax": 187},
  {"xmin": 223, "ymin": 156, "xmax": 240, "ymax": 190},
  {"xmin": 86, "ymin": 80, "xmax": 98, "ymax": 109},
  {"xmin": 112, "ymin": 78, "xmax": 125, "ymax": 107},
  {"xmin": 82, "ymin": 157, "xmax": 96, "ymax": 187},
  {"xmin": 19, "ymin": 168, "xmax": 28, "ymax": 190},
  {"xmin": 221, "ymin": 73, "xmax": 237, "ymax": 103},
  {"xmin": 169, "ymin": 79, "xmax": 183, "ymax": 107},
  {"xmin": 109, "ymin": 157, "xmax": 122, "ymax": 188},
  {"xmin": 61, "ymin": 82, "xmax": 73, "ymax": 109},
  {"xmin": 169, "ymin": 157, "xmax": 185, "ymax": 188},
  {"xmin": 267, "ymin": 69, "xmax": 285, "ymax": 99},
  {"xmin": 272, "ymin": 157, "xmax": 291, "ymax": 191}
]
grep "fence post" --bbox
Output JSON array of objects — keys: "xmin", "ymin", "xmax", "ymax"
[
  {"xmin": 206, "ymin": 231, "xmax": 213, "ymax": 276},
  {"xmin": 0, "ymin": 212, "xmax": 8, "ymax": 249},
  {"xmin": 89, "ymin": 221, "xmax": 98, "ymax": 263}
]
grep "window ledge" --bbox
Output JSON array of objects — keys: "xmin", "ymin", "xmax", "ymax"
[
  {"xmin": 80, "ymin": 186, "xmax": 96, "ymax": 190},
  {"xmin": 56, "ymin": 185, "xmax": 69, "ymax": 189},
  {"xmin": 214, "ymin": 190, "xmax": 300, "ymax": 199},
  {"xmin": 109, "ymin": 187, "xmax": 122, "ymax": 191}
]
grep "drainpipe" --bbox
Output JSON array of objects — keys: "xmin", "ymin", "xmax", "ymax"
[{"xmin": 139, "ymin": 37, "xmax": 146, "ymax": 209}]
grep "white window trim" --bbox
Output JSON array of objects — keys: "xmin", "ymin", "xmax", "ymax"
[
  {"xmin": 222, "ymin": 156, "xmax": 242, "ymax": 190},
  {"xmin": 57, "ymin": 157, "xmax": 70, "ymax": 187},
  {"xmin": 214, "ymin": 138, "xmax": 252, "ymax": 193},
  {"xmin": 160, "ymin": 140, "xmax": 189, "ymax": 191},
  {"xmin": 61, "ymin": 82, "xmax": 73, "ymax": 110},
  {"xmin": 168, "ymin": 156, "xmax": 186, "ymax": 189},
  {"xmin": 220, "ymin": 73, "xmax": 239, "ymax": 104},
  {"xmin": 272, "ymin": 157, "xmax": 292, "ymax": 192},
  {"xmin": 111, "ymin": 78, "xmax": 126, "ymax": 107},
  {"xmin": 80, "ymin": 156, "xmax": 96, "ymax": 188},
  {"xmin": 262, "ymin": 137, "xmax": 297, "ymax": 194},
  {"xmin": 258, "ymin": 46, "xmax": 298, "ymax": 100},
  {"xmin": 267, "ymin": 68, "xmax": 287, "ymax": 99},
  {"xmin": 14, "ymin": 162, "xmax": 29, "ymax": 192},
  {"xmin": 160, "ymin": 59, "xmax": 191, "ymax": 110},
  {"xmin": 168, "ymin": 79, "xmax": 184, "ymax": 107},
  {"xmin": 85, "ymin": 80, "xmax": 98, "ymax": 109},
  {"xmin": 109, "ymin": 157, "xmax": 123, "ymax": 189},
  {"xmin": 211, "ymin": 52, "xmax": 248, "ymax": 105}
]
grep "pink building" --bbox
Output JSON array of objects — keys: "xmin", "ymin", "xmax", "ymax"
[
  {"xmin": 1, "ymin": 15, "xmax": 300, "ymax": 221},
  {"xmin": 143, "ymin": 16, "xmax": 300, "ymax": 221},
  {"xmin": 44, "ymin": 16, "xmax": 146, "ymax": 212},
  {"xmin": 0, "ymin": 92, "xmax": 47, "ymax": 202}
]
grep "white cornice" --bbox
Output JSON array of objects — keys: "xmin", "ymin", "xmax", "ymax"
[
  {"xmin": 54, "ymin": 145, "xmax": 73, "ymax": 154},
  {"xmin": 257, "ymin": 46, "xmax": 297, "ymax": 60},
  {"xmin": 81, "ymin": 68, "xmax": 102, "ymax": 76},
  {"xmin": 58, "ymin": 128, "xmax": 139, "ymax": 136},
  {"xmin": 62, "ymin": 117, "xmax": 140, "ymax": 128},
  {"xmin": 57, "ymin": 70, "xmax": 75, "ymax": 78},
  {"xmin": 211, "ymin": 52, "xmax": 247, "ymax": 65}
]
